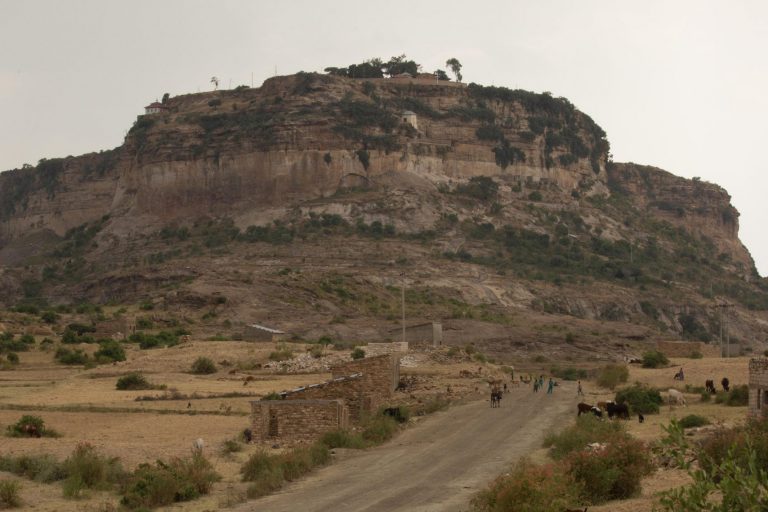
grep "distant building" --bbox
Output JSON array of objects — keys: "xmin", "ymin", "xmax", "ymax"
[
  {"xmin": 749, "ymin": 358, "xmax": 768, "ymax": 417},
  {"xmin": 401, "ymin": 110, "xmax": 418, "ymax": 130},
  {"xmin": 389, "ymin": 321, "xmax": 442, "ymax": 348},
  {"xmin": 144, "ymin": 102, "xmax": 167, "ymax": 115},
  {"xmin": 391, "ymin": 72, "xmax": 413, "ymax": 79},
  {"xmin": 243, "ymin": 324, "xmax": 286, "ymax": 342}
]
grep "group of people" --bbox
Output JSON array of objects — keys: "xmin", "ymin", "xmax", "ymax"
[{"xmin": 531, "ymin": 374, "xmax": 555, "ymax": 394}]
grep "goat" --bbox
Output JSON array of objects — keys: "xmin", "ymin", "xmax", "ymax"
[{"xmin": 192, "ymin": 438, "xmax": 205, "ymax": 454}]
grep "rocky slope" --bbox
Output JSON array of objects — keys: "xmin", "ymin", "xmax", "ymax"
[{"xmin": 0, "ymin": 72, "xmax": 766, "ymax": 358}]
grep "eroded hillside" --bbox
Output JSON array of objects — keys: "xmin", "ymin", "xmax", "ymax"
[{"xmin": 0, "ymin": 72, "xmax": 766, "ymax": 358}]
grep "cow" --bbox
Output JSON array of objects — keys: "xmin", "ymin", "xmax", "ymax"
[
  {"xmin": 638, "ymin": 413, "xmax": 645, "ymax": 423},
  {"xmin": 606, "ymin": 402, "xmax": 630, "ymax": 419},
  {"xmin": 668, "ymin": 389, "xmax": 687, "ymax": 406},
  {"xmin": 705, "ymin": 380, "xmax": 716, "ymax": 394},
  {"xmin": 242, "ymin": 428, "xmax": 253, "ymax": 443},
  {"xmin": 590, "ymin": 407, "xmax": 603, "ymax": 419},
  {"xmin": 383, "ymin": 407, "xmax": 407, "ymax": 422},
  {"xmin": 577, "ymin": 402, "xmax": 594, "ymax": 416},
  {"xmin": 673, "ymin": 368, "xmax": 685, "ymax": 381},
  {"xmin": 721, "ymin": 377, "xmax": 730, "ymax": 392}
]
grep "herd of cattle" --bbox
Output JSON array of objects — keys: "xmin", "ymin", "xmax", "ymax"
[{"xmin": 577, "ymin": 376, "xmax": 732, "ymax": 421}]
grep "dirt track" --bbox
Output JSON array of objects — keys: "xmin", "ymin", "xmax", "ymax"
[{"xmin": 236, "ymin": 382, "xmax": 575, "ymax": 512}]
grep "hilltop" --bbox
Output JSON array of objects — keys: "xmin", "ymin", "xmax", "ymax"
[{"xmin": 0, "ymin": 70, "xmax": 766, "ymax": 359}]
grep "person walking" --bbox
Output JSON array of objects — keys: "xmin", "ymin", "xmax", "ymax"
[
  {"xmin": 577, "ymin": 380, "xmax": 584, "ymax": 396},
  {"xmin": 547, "ymin": 378, "xmax": 554, "ymax": 394}
]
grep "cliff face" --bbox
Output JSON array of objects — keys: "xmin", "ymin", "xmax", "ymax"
[
  {"xmin": 1, "ymin": 73, "xmax": 613, "ymax": 239},
  {"xmin": 607, "ymin": 163, "xmax": 752, "ymax": 269}
]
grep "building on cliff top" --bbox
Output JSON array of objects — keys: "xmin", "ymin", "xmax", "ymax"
[{"xmin": 144, "ymin": 102, "xmax": 167, "ymax": 115}]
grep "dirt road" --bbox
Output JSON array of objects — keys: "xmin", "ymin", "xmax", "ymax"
[{"xmin": 236, "ymin": 382, "xmax": 575, "ymax": 512}]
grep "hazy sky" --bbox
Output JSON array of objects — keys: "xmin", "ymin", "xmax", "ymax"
[{"xmin": 1, "ymin": 1, "xmax": 766, "ymax": 276}]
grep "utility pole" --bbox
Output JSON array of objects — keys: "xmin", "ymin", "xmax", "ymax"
[
  {"xmin": 401, "ymin": 273, "xmax": 406, "ymax": 344},
  {"xmin": 715, "ymin": 303, "xmax": 734, "ymax": 357}
]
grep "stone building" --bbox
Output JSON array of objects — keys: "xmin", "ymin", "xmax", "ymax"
[
  {"xmin": 364, "ymin": 342, "xmax": 409, "ymax": 357},
  {"xmin": 249, "ymin": 354, "xmax": 401, "ymax": 443},
  {"xmin": 749, "ymin": 358, "xmax": 768, "ymax": 417},
  {"xmin": 389, "ymin": 322, "xmax": 442, "ymax": 348},
  {"xmin": 250, "ymin": 399, "xmax": 349, "ymax": 443},
  {"xmin": 144, "ymin": 102, "xmax": 167, "ymax": 115},
  {"xmin": 401, "ymin": 110, "xmax": 418, "ymax": 130}
]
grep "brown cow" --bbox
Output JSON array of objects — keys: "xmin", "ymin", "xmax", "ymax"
[{"xmin": 22, "ymin": 424, "xmax": 41, "ymax": 438}]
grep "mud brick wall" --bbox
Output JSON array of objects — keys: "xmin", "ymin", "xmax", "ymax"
[
  {"xmin": 251, "ymin": 399, "xmax": 348, "ymax": 444},
  {"xmin": 749, "ymin": 358, "xmax": 768, "ymax": 417},
  {"xmin": 364, "ymin": 342, "xmax": 408, "ymax": 357},
  {"xmin": 656, "ymin": 341, "xmax": 721, "ymax": 358},
  {"xmin": 331, "ymin": 354, "xmax": 400, "ymax": 413},
  {"xmin": 283, "ymin": 375, "xmax": 368, "ymax": 421}
]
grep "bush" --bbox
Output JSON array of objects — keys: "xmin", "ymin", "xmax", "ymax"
[
  {"xmin": 6, "ymin": 352, "xmax": 19, "ymax": 365},
  {"xmin": 615, "ymin": 384, "xmax": 663, "ymax": 414},
  {"xmin": 120, "ymin": 452, "xmax": 219, "ymax": 509},
  {"xmin": 351, "ymin": 347, "xmax": 366, "ymax": 360},
  {"xmin": 361, "ymin": 415, "xmax": 398, "ymax": 444},
  {"xmin": 0, "ymin": 480, "xmax": 21, "ymax": 508},
  {"xmin": 319, "ymin": 429, "xmax": 367, "ymax": 449},
  {"xmin": 54, "ymin": 347, "xmax": 89, "ymax": 365},
  {"xmin": 6, "ymin": 415, "xmax": 59, "ymax": 438},
  {"xmin": 0, "ymin": 454, "xmax": 66, "ymax": 482},
  {"xmin": 471, "ymin": 458, "xmax": 583, "ymax": 512},
  {"xmin": 62, "ymin": 442, "xmax": 124, "ymax": 498},
  {"xmin": 596, "ymin": 364, "xmax": 629, "ymax": 390},
  {"xmin": 550, "ymin": 366, "xmax": 587, "ymax": 381},
  {"xmin": 268, "ymin": 347, "xmax": 293, "ymax": 362},
  {"xmin": 544, "ymin": 414, "xmax": 627, "ymax": 460},
  {"xmin": 678, "ymin": 414, "xmax": 710, "ymax": 429},
  {"xmin": 116, "ymin": 373, "xmax": 156, "ymax": 391},
  {"xmin": 222, "ymin": 438, "xmax": 243, "ymax": 454},
  {"xmin": 190, "ymin": 357, "xmax": 217, "ymax": 374},
  {"xmin": 641, "ymin": 350, "xmax": 669, "ymax": 368},
  {"xmin": 565, "ymin": 437, "xmax": 653, "ymax": 503},
  {"xmin": 94, "ymin": 339, "xmax": 126, "ymax": 363},
  {"xmin": 715, "ymin": 384, "xmax": 749, "ymax": 406}
]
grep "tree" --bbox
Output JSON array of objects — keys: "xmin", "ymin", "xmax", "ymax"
[
  {"xmin": 446, "ymin": 58, "xmax": 463, "ymax": 82},
  {"xmin": 210, "ymin": 76, "xmax": 219, "ymax": 90},
  {"xmin": 434, "ymin": 69, "xmax": 450, "ymax": 81},
  {"xmin": 161, "ymin": 93, "xmax": 169, "ymax": 104},
  {"xmin": 383, "ymin": 54, "xmax": 419, "ymax": 77}
]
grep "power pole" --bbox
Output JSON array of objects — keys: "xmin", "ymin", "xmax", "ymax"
[{"xmin": 401, "ymin": 273, "xmax": 406, "ymax": 344}]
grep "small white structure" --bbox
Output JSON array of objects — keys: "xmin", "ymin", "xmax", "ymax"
[
  {"xmin": 401, "ymin": 110, "xmax": 418, "ymax": 130},
  {"xmin": 243, "ymin": 323, "xmax": 286, "ymax": 342},
  {"xmin": 144, "ymin": 101, "xmax": 167, "ymax": 115}
]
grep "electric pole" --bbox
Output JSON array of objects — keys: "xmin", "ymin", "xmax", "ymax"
[{"xmin": 401, "ymin": 273, "xmax": 406, "ymax": 344}]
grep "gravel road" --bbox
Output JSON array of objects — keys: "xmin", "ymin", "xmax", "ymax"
[{"xmin": 236, "ymin": 382, "xmax": 575, "ymax": 512}]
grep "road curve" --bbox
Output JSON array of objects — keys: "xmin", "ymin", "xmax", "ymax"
[{"xmin": 236, "ymin": 382, "xmax": 575, "ymax": 512}]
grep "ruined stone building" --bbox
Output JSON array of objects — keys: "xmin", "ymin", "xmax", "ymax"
[{"xmin": 249, "ymin": 354, "xmax": 400, "ymax": 444}]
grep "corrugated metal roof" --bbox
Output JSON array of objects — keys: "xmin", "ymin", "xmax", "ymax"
[{"xmin": 247, "ymin": 324, "xmax": 285, "ymax": 334}]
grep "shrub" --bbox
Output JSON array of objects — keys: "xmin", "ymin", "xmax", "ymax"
[
  {"xmin": 596, "ymin": 364, "xmax": 629, "ymax": 390},
  {"xmin": 222, "ymin": 438, "xmax": 243, "ymax": 454},
  {"xmin": 351, "ymin": 347, "xmax": 366, "ymax": 360},
  {"xmin": 528, "ymin": 191, "xmax": 543, "ymax": 201},
  {"xmin": 678, "ymin": 414, "xmax": 710, "ymax": 429},
  {"xmin": 641, "ymin": 350, "xmax": 669, "ymax": 368},
  {"xmin": 54, "ymin": 347, "xmax": 89, "ymax": 365},
  {"xmin": 689, "ymin": 351, "xmax": 703, "ymax": 359},
  {"xmin": 6, "ymin": 352, "xmax": 19, "ymax": 365},
  {"xmin": 615, "ymin": 384, "xmax": 663, "ymax": 414},
  {"xmin": 115, "ymin": 373, "xmax": 155, "ymax": 391},
  {"xmin": 319, "ymin": 429, "xmax": 367, "ymax": 449},
  {"xmin": 120, "ymin": 452, "xmax": 219, "ymax": 509},
  {"xmin": 0, "ymin": 454, "xmax": 66, "ymax": 482},
  {"xmin": 0, "ymin": 480, "xmax": 21, "ymax": 508},
  {"xmin": 544, "ymin": 414, "xmax": 627, "ymax": 460},
  {"xmin": 190, "ymin": 357, "xmax": 217, "ymax": 374},
  {"xmin": 565, "ymin": 437, "xmax": 653, "ymax": 503},
  {"xmin": 361, "ymin": 415, "xmax": 398, "ymax": 444},
  {"xmin": 268, "ymin": 346, "xmax": 293, "ymax": 362},
  {"xmin": 94, "ymin": 339, "xmax": 126, "ymax": 363},
  {"xmin": 62, "ymin": 442, "xmax": 124, "ymax": 498},
  {"xmin": 240, "ymin": 450, "xmax": 281, "ymax": 483},
  {"xmin": 6, "ymin": 415, "xmax": 59, "ymax": 438},
  {"xmin": 471, "ymin": 458, "xmax": 583, "ymax": 512},
  {"xmin": 715, "ymin": 384, "xmax": 749, "ymax": 406},
  {"xmin": 550, "ymin": 366, "xmax": 587, "ymax": 381}
]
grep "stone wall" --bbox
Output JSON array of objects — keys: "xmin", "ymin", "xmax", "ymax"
[
  {"xmin": 749, "ymin": 358, "xmax": 768, "ymax": 417},
  {"xmin": 389, "ymin": 322, "xmax": 442, "ymax": 347},
  {"xmin": 364, "ymin": 342, "xmax": 408, "ymax": 357},
  {"xmin": 331, "ymin": 354, "xmax": 400, "ymax": 398},
  {"xmin": 656, "ymin": 341, "xmax": 721, "ymax": 358},
  {"xmin": 250, "ymin": 399, "xmax": 348, "ymax": 444},
  {"xmin": 282, "ymin": 374, "xmax": 368, "ymax": 421}
]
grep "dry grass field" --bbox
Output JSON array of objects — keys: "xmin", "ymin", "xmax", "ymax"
[{"xmin": 0, "ymin": 312, "xmax": 756, "ymax": 512}]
